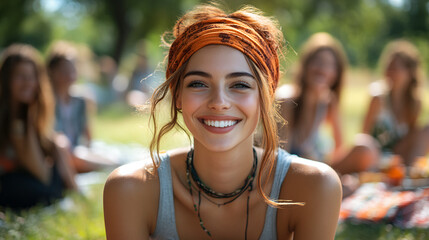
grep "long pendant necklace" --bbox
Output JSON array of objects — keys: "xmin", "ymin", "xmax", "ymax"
[{"xmin": 185, "ymin": 148, "xmax": 257, "ymax": 239}]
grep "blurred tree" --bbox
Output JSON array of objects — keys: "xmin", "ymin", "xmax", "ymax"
[
  {"xmin": 0, "ymin": 0, "xmax": 52, "ymax": 51},
  {"xmin": 0, "ymin": 0, "xmax": 427, "ymax": 71},
  {"xmin": 75, "ymin": 0, "xmax": 185, "ymax": 64}
]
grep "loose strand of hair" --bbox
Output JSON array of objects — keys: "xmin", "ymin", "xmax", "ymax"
[{"xmin": 149, "ymin": 63, "xmax": 189, "ymax": 172}]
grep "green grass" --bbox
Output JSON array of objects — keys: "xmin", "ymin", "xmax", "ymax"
[
  {"xmin": 92, "ymin": 101, "xmax": 192, "ymax": 150},
  {"xmin": 336, "ymin": 222, "xmax": 429, "ymax": 240},
  {"xmin": 0, "ymin": 184, "xmax": 106, "ymax": 240},
  {"xmin": 1, "ymin": 69, "xmax": 429, "ymax": 239}
]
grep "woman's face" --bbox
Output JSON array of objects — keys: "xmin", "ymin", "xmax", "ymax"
[
  {"xmin": 305, "ymin": 49, "xmax": 338, "ymax": 92},
  {"xmin": 178, "ymin": 45, "xmax": 260, "ymax": 152},
  {"xmin": 11, "ymin": 61, "xmax": 39, "ymax": 104},
  {"xmin": 50, "ymin": 59, "xmax": 77, "ymax": 91},
  {"xmin": 385, "ymin": 56, "xmax": 411, "ymax": 91}
]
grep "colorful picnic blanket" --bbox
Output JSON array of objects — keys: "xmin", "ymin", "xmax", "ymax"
[{"xmin": 340, "ymin": 183, "xmax": 429, "ymax": 228}]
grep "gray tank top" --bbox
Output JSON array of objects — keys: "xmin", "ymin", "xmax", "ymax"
[{"xmin": 150, "ymin": 148, "xmax": 293, "ymax": 240}]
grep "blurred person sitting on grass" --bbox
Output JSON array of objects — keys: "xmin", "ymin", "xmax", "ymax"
[
  {"xmin": 276, "ymin": 32, "xmax": 378, "ymax": 177},
  {"xmin": 104, "ymin": 3, "xmax": 341, "ymax": 239},
  {"xmin": 47, "ymin": 41, "xmax": 117, "ymax": 173},
  {"xmin": 0, "ymin": 44, "xmax": 76, "ymax": 210},
  {"xmin": 363, "ymin": 39, "xmax": 429, "ymax": 166}
]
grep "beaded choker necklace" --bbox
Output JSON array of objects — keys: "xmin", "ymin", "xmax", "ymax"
[
  {"xmin": 185, "ymin": 148, "xmax": 257, "ymax": 239},
  {"xmin": 186, "ymin": 148, "xmax": 257, "ymax": 199}
]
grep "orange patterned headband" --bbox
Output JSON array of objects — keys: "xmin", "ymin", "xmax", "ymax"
[{"xmin": 167, "ymin": 17, "xmax": 279, "ymax": 93}]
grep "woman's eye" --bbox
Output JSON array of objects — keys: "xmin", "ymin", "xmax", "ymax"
[
  {"xmin": 231, "ymin": 82, "xmax": 251, "ymax": 89},
  {"xmin": 187, "ymin": 81, "xmax": 207, "ymax": 88}
]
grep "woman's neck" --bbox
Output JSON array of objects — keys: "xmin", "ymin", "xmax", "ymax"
[
  {"xmin": 56, "ymin": 89, "xmax": 71, "ymax": 104},
  {"xmin": 11, "ymin": 102, "xmax": 25, "ymax": 120},
  {"xmin": 390, "ymin": 87, "xmax": 407, "ymax": 102},
  {"xmin": 303, "ymin": 86, "xmax": 331, "ymax": 103},
  {"xmin": 192, "ymin": 139, "xmax": 255, "ymax": 194}
]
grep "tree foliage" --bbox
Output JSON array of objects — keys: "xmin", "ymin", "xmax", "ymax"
[{"xmin": 0, "ymin": 0, "xmax": 428, "ymax": 69}]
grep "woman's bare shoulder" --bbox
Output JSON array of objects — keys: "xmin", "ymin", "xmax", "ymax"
[
  {"xmin": 283, "ymin": 157, "xmax": 342, "ymax": 201},
  {"xmin": 103, "ymin": 159, "xmax": 161, "ymax": 238},
  {"xmin": 104, "ymin": 148, "xmax": 188, "ymax": 197},
  {"xmin": 104, "ymin": 160, "xmax": 160, "ymax": 211},
  {"xmin": 279, "ymin": 157, "xmax": 342, "ymax": 238},
  {"xmin": 105, "ymin": 160, "xmax": 158, "ymax": 190}
]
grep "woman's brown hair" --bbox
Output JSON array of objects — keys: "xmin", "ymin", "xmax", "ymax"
[
  {"xmin": 46, "ymin": 41, "xmax": 77, "ymax": 75},
  {"xmin": 0, "ymin": 44, "xmax": 55, "ymax": 151},
  {"xmin": 379, "ymin": 39, "xmax": 423, "ymax": 119},
  {"xmin": 149, "ymin": 3, "xmax": 302, "ymax": 206},
  {"xmin": 293, "ymin": 32, "xmax": 348, "ymax": 126}
]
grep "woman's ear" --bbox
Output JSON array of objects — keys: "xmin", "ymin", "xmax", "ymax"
[{"xmin": 175, "ymin": 92, "xmax": 182, "ymax": 109}]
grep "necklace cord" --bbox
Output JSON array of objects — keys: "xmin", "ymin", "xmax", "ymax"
[
  {"xmin": 185, "ymin": 148, "xmax": 257, "ymax": 239},
  {"xmin": 187, "ymin": 148, "xmax": 257, "ymax": 198}
]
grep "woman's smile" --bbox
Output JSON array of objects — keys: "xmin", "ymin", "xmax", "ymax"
[
  {"xmin": 198, "ymin": 116, "xmax": 242, "ymax": 134},
  {"xmin": 203, "ymin": 119, "xmax": 238, "ymax": 128}
]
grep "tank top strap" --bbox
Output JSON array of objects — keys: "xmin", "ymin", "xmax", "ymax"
[
  {"xmin": 259, "ymin": 148, "xmax": 293, "ymax": 239},
  {"xmin": 151, "ymin": 153, "xmax": 180, "ymax": 240}
]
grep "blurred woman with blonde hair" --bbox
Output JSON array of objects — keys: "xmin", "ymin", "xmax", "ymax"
[
  {"xmin": 363, "ymin": 39, "xmax": 429, "ymax": 166},
  {"xmin": 277, "ymin": 32, "xmax": 378, "ymax": 176}
]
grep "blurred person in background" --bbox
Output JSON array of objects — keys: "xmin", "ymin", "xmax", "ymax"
[
  {"xmin": 97, "ymin": 55, "xmax": 120, "ymax": 107},
  {"xmin": 47, "ymin": 41, "xmax": 116, "ymax": 173},
  {"xmin": 276, "ymin": 32, "xmax": 378, "ymax": 176},
  {"xmin": 126, "ymin": 42, "xmax": 154, "ymax": 107},
  {"xmin": 0, "ymin": 44, "xmax": 76, "ymax": 210},
  {"xmin": 363, "ymin": 39, "xmax": 429, "ymax": 166}
]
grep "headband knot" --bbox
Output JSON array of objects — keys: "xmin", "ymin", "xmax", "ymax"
[{"xmin": 167, "ymin": 17, "xmax": 279, "ymax": 93}]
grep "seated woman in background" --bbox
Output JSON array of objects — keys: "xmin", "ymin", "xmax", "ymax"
[
  {"xmin": 47, "ymin": 41, "xmax": 116, "ymax": 173},
  {"xmin": 277, "ymin": 32, "xmax": 377, "ymax": 176},
  {"xmin": 363, "ymin": 39, "xmax": 429, "ymax": 166},
  {"xmin": 104, "ymin": 4, "xmax": 341, "ymax": 239},
  {"xmin": 0, "ymin": 44, "xmax": 76, "ymax": 210}
]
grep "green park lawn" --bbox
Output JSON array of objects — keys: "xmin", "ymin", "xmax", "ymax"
[{"xmin": 1, "ymin": 69, "xmax": 429, "ymax": 239}]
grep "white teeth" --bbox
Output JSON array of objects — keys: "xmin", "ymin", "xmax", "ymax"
[{"xmin": 203, "ymin": 120, "xmax": 237, "ymax": 128}]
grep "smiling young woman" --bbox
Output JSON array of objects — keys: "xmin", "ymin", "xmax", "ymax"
[{"xmin": 103, "ymin": 3, "xmax": 342, "ymax": 240}]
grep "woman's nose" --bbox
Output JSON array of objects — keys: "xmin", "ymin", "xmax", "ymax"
[{"xmin": 207, "ymin": 87, "xmax": 231, "ymax": 111}]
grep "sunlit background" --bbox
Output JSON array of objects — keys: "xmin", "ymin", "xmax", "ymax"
[
  {"xmin": 2, "ymin": 0, "xmax": 429, "ymax": 68},
  {"xmin": 1, "ymin": 0, "xmax": 429, "ymax": 239}
]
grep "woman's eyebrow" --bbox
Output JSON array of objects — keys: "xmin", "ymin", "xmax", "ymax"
[
  {"xmin": 183, "ymin": 71, "xmax": 211, "ymax": 78},
  {"xmin": 183, "ymin": 71, "xmax": 255, "ymax": 79},
  {"xmin": 226, "ymin": 72, "xmax": 255, "ymax": 79}
]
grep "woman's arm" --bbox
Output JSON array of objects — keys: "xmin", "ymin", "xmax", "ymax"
[
  {"xmin": 12, "ymin": 117, "xmax": 51, "ymax": 184},
  {"xmin": 327, "ymin": 97, "xmax": 343, "ymax": 157},
  {"xmin": 82, "ymin": 98, "xmax": 92, "ymax": 146},
  {"xmin": 285, "ymin": 161, "xmax": 342, "ymax": 240},
  {"xmin": 407, "ymin": 99, "xmax": 421, "ymax": 131},
  {"xmin": 104, "ymin": 162, "xmax": 159, "ymax": 240},
  {"xmin": 362, "ymin": 96, "xmax": 381, "ymax": 134},
  {"xmin": 52, "ymin": 137, "xmax": 77, "ymax": 190}
]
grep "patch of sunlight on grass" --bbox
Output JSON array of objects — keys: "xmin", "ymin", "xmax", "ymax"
[{"xmin": 92, "ymin": 101, "xmax": 191, "ymax": 150}]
